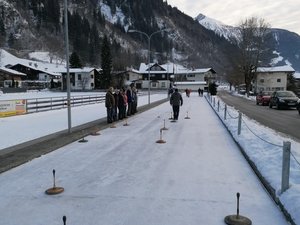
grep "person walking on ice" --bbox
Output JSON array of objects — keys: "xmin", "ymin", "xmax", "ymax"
[{"xmin": 170, "ymin": 88, "xmax": 183, "ymax": 120}]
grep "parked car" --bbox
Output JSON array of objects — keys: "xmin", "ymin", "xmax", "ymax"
[
  {"xmin": 269, "ymin": 90, "xmax": 299, "ymax": 109},
  {"xmin": 256, "ymin": 91, "xmax": 272, "ymax": 106},
  {"xmin": 297, "ymin": 99, "xmax": 300, "ymax": 115}
]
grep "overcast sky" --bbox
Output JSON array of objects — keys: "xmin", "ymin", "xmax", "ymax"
[{"xmin": 166, "ymin": 0, "xmax": 300, "ymax": 35}]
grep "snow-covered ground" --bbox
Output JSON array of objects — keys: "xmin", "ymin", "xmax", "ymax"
[{"xmin": 0, "ymin": 90, "xmax": 299, "ymax": 225}]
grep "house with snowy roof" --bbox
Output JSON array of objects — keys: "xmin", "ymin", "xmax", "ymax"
[
  {"xmin": 253, "ymin": 65, "xmax": 295, "ymax": 93},
  {"xmin": 173, "ymin": 65, "xmax": 216, "ymax": 91},
  {"xmin": 137, "ymin": 63, "xmax": 173, "ymax": 90},
  {"xmin": 0, "ymin": 66, "xmax": 26, "ymax": 89},
  {"xmin": 8, "ymin": 62, "xmax": 62, "ymax": 90},
  {"xmin": 136, "ymin": 62, "xmax": 217, "ymax": 91},
  {"xmin": 56, "ymin": 67, "xmax": 99, "ymax": 91}
]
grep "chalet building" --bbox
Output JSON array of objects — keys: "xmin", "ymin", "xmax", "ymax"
[
  {"xmin": 136, "ymin": 62, "xmax": 217, "ymax": 91},
  {"xmin": 0, "ymin": 67, "xmax": 26, "ymax": 88},
  {"xmin": 173, "ymin": 66, "xmax": 217, "ymax": 91},
  {"xmin": 8, "ymin": 62, "xmax": 61, "ymax": 89},
  {"xmin": 253, "ymin": 65, "xmax": 295, "ymax": 93},
  {"xmin": 138, "ymin": 63, "xmax": 173, "ymax": 89}
]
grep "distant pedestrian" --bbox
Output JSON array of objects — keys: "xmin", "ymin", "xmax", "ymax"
[
  {"xmin": 105, "ymin": 87, "xmax": 115, "ymax": 123},
  {"xmin": 185, "ymin": 88, "xmax": 191, "ymax": 97},
  {"xmin": 198, "ymin": 88, "xmax": 201, "ymax": 96},
  {"xmin": 170, "ymin": 88, "xmax": 183, "ymax": 120}
]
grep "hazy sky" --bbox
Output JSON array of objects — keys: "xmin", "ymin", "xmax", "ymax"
[{"xmin": 166, "ymin": 0, "xmax": 300, "ymax": 35}]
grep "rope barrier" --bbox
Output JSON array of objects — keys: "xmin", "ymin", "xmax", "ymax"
[
  {"xmin": 209, "ymin": 95, "xmax": 300, "ymax": 176},
  {"xmin": 241, "ymin": 118, "xmax": 283, "ymax": 147},
  {"xmin": 227, "ymin": 110, "xmax": 239, "ymax": 119},
  {"xmin": 290, "ymin": 151, "xmax": 300, "ymax": 167}
]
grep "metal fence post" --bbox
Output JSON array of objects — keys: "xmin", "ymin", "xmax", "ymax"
[
  {"xmin": 237, "ymin": 112, "xmax": 242, "ymax": 135},
  {"xmin": 224, "ymin": 104, "xmax": 227, "ymax": 120},
  {"xmin": 213, "ymin": 97, "xmax": 215, "ymax": 107},
  {"xmin": 217, "ymin": 100, "xmax": 220, "ymax": 112},
  {"xmin": 281, "ymin": 141, "xmax": 291, "ymax": 193}
]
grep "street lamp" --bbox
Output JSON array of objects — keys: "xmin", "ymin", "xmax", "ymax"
[
  {"xmin": 64, "ymin": 0, "xmax": 71, "ymax": 133},
  {"xmin": 128, "ymin": 29, "xmax": 167, "ymax": 104}
]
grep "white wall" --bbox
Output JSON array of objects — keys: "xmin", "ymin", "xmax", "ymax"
[{"xmin": 255, "ymin": 72, "xmax": 287, "ymax": 92}]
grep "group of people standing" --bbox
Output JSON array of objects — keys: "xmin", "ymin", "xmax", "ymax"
[
  {"xmin": 106, "ymin": 85, "xmax": 185, "ymax": 123},
  {"xmin": 105, "ymin": 84, "xmax": 138, "ymax": 124}
]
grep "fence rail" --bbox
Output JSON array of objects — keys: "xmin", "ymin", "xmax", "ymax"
[{"xmin": 26, "ymin": 94, "xmax": 105, "ymax": 113}]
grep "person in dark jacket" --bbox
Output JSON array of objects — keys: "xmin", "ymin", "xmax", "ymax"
[
  {"xmin": 170, "ymin": 88, "xmax": 183, "ymax": 120},
  {"xmin": 131, "ymin": 87, "xmax": 138, "ymax": 115},
  {"xmin": 117, "ymin": 89, "xmax": 125, "ymax": 120},
  {"xmin": 113, "ymin": 89, "xmax": 119, "ymax": 121},
  {"xmin": 105, "ymin": 87, "xmax": 115, "ymax": 123},
  {"xmin": 126, "ymin": 86, "xmax": 133, "ymax": 116}
]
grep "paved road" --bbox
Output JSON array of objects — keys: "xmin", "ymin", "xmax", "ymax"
[{"xmin": 217, "ymin": 90, "xmax": 300, "ymax": 142}]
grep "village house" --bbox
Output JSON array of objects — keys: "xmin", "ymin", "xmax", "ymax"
[
  {"xmin": 0, "ymin": 66, "xmax": 26, "ymax": 88},
  {"xmin": 138, "ymin": 63, "xmax": 173, "ymax": 90},
  {"xmin": 253, "ymin": 65, "xmax": 295, "ymax": 93},
  {"xmin": 58, "ymin": 68, "xmax": 99, "ymax": 91},
  {"xmin": 111, "ymin": 69, "xmax": 142, "ymax": 89},
  {"xmin": 136, "ymin": 62, "xmax": 217, "ymax": 91},
  {"xmin": 173, "ymin": 66, "xmax": 217, "ymax": 91},
  {"xmin": 8, "ymin": 62, "xmax": 61, "ymax": 90}
]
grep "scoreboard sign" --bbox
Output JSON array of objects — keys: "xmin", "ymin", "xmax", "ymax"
[{"xmin": 0, "ymin": 100, "xmax": 27, "ymax": 117}]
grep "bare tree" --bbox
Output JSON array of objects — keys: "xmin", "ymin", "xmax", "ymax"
[
  {"xmin": 237, "ymin": 17, "xmax": 270, "ymax": 96},
  {"xmin": 77, "ymin": 74, "xmax": 89, "ymax": 91}
]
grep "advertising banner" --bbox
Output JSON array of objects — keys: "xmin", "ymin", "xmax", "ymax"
[{"xmin": 0, "ymin": 100, "xmax": 27, "ymax": 117}]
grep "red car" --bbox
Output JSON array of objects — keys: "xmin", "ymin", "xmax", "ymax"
[{"xmin": 256, "ymin": 91, "xmax": 272, "ymax": 106}]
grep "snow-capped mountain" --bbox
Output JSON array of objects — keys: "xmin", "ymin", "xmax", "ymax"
[
  {"xmin": 195, "ymin": 13, "xmax": 239, "ymax": 42},
  {"xmin": 196, "ymin": 13, "xmax": 300, "ymax": 72}
]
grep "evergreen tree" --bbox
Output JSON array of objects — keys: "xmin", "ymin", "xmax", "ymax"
[
  {"xmin": 69, "ymin": 52, "xmax": 83, "ymax": 68},
  {"xmin": 8, "ymin": 33, "xmax": 15, "ymax": 48},
  {"xmin": 0, "ymin": 16, "xmax": 5, "ymax": 36},
  {"xmin": 100, "ymin": 35, "xmax": 113, "ymax": 88},
  {"xmin": 44, "ymin": 0, "xmax": 60, "ymax": 32},
  {"xmin": 89, "ymin": 23, "xmax": 101, "ymax": 65},
  {"xmin": 208, "ymin": 82, "xmax": 218, "ymax": 95}
]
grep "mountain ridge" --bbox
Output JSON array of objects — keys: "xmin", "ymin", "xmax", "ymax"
[
  {"xmin": 196, "ymin": 13, "xmax": 300, "ymax": 72},
  {"xmin": 0, "ymin": 0, "xmax": 299, "ymax": 76}
]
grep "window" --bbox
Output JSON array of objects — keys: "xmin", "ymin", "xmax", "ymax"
[
  {"xmin": 70, "ymin": 73, "xmax": 75, "ymax": 86},
  {"xmin": 260, "ymin": 79, "xmax": 264, "ymax": 83},
  {"xmin": 161, "ymin": 82, "xmax": 166, "ymax": 88},
  {"xmin": 90, "ymin": 74, "xmax": 94, "ymax": 78},
  {"xmin": 78, "ymin": 74, "xmax": 82, "ymax": 80},
  {"xmin": 277, "ymin": 78, "xmax": 281, "ymax": 82}
]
